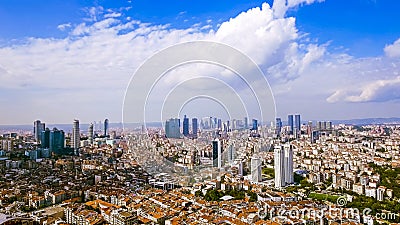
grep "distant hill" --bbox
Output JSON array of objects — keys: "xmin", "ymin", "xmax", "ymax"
[{"xmin": 330, "ymin": 117, "xmax": 400, "ymax": 125}]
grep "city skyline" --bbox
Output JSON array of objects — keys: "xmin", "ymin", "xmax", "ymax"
[{"xmin": 1, "ymin": 0, "xmax": 400, "ymax": 125}]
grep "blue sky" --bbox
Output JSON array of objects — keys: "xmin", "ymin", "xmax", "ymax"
[{"xmin": 0, "ymin": 0, "xmax": 400, "ymax": 125}]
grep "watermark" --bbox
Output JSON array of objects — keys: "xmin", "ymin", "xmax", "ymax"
[
  {"xmin": 257, "ymin": 197, "xmax": 399, "ymax": 223},
  {"xmin": 336, "ymin": 196, "xmax": 347, "ymax": 207},
  {"xmin": 257, "ymin": 205, "xmax": 398, "ymax": 222}
]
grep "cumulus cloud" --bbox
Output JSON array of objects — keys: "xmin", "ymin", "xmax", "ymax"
[
  {"xmin": 0, "ymin": 1, "xmax": 399, "ymax": 123},
  {"xmin": 384, "ymin": 38, "xmax": 400, "ymax": 58},
  {"xmin": 327, "ymin": 76, "xmax": 400, "ymax": 103}
]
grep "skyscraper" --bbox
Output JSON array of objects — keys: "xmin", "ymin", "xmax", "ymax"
[
  {"xmin": 212, "ymin": 139, "xmax": 222, "ymax": 168},
  {"xmin": 284, "ymin": 144, "xmax": 294, "ymax": 184},
  {"xmin": 275, "ymin": 118, "xmax": 282, "ymax": 136},
  {"xmin": 274, "ymin": 144, "xmax": 294, "ymax": 188},
  {"xmin": 104, "ymin": 118, "xmax": 109, "ymax": 137},
  {"xmin": 228, "ymin": 144, "xmax": 235, "ymax": 163},
  {"xmin": 72, "ymin": 119, "xmax": 80, "ymax": 155},
  {"xmin": 192, "ymin": 118, "xmax": 198, "ymax": 138},
  {"xmin": 165, "ymin": 118, "xmax": 180, "ymax": 138},
  {"xmin": 88, "ymin": 123, "xmax": 94, "ymax": 144},
  {"xmin": 244, "ymin": 117, "xmax": 248, "ymax": 129},
  {"xmin": 294, "ymin": 114, "xmax": 301, "ymax": 137},
  {"xmin": 252, "ymin": 119, "xmax": 258, "ymax": 131},
  {"xmin": 183, "ymin": 115, "xmax": 189, "ymax": 137},
  {"xmin": 50, "ymin": 128, "xmax": 65, "ymax": 153},
  {"xmin": 251, "ymin": 156, "xmax": 262, "ymax": 183},
  {"xmin": 34, "ymin": 120, "xmax": 45, "ymax": 143},
  {"xmin": 41, "ymin": 128, "xmax": 50, "ymax": 148},
  {"xmin": 288, "ymin": 115, "xmax": 294, "ymax": 134},
  {"xmin": 274, "ymin": 145, "xmax": 285, "ymax": 188}
]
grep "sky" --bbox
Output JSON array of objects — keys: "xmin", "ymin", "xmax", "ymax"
[{"xmin": 0, "ymin": 0, "xmax": 400, "ymax": 125}]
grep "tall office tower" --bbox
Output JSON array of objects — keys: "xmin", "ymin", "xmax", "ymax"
[
  {"xmin": 88, "ymin": 123, "xmax": 94, "ymax": 144},
  {"xmin": 307, "ymin": 121, "xmax": 313, "ymax": 135},
  {"xmin": 288, "ymin": 115, "xmax": 294, "ymax": 134},
  {"xmin": 41, "ymin": 128, "xmax": 50, "ymax": 148},
  {"xmin": 252, "ymin": 119, "xmax": 258, "ymax": 131},
  {"xmin": 320, "ymin": 121, "xmax": 327, "ymax": 130},
  {"xmin": 284, "ymin": 144, "xmax": 294, "ymax": 184},
  {"xmin": 275, "ymin": 118, "xmax": 282, "ymax": 136},
  {"xmin": 274, "ymin": 145, "xmax": 285, "ymax": 188},
  {"xmin": 72, "ymin": 119, "xmax": 80, "ymax": 155},
  {"xmin": 294, "ymin": 114, "xmax": 301, "ymax": 136},
  {"xmin": 192, "ymin": 118, "xmax": 198, "ymax": 138},
  {"xmin": 183, "ymin": 115, "xmax": 189, "ymax": 137},
  {"xmin": 316, "ymin": 121, "xmax": 322, "ymax": 131},
  {"xmin": 104, "ymin": 118, "xmax": 109, "ymax": 137},
  {"xmin": 326, "ymin": 121, "xmax": 332, "ymax": 130},
  {"xmin": 217, "ymin": 119, "xmax": 222, "ymax": 130},
  {"xmin": 238, "ymin": 160, "xmax": 244, "ymax": 177},
  {"xmin": 50, "ymin": 128, "xmax": 65, "ymax": 152},
  {"xmin": 228, "ymin": 144, "xmax": 235, "ymax": 162},
  {"xmin": 251, "ymin": 156, "xmax": 262, "ymax": 183},
  {"xmin": 226, "ymin": 120, "xmax": 230, "ymax": 132},
  {"xmin": 232, "ymin": 119, "xmax": 237, "ymax": 130},
  {"xmin": 244, "ymin": 117, "xmax": 248, "ymax": 129},
  {"xmin": 34, "ymin": 120, "xmax": 45, "ymax": 143},
  {"xmin": 165, "ymin": 118, "xmax": 181, "ymax": 138},
  {"xmin": 212, "ymin": 138, "xmax": 222, "ymax": 168}
]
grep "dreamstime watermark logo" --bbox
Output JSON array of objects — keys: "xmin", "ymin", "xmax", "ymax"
[
  {"xmin": 257, "ymin": 197, "xmax": 398, "ymax": 222},
  {"xmin": 336, "ymin": 196, "xmax": 347, "ymax": 207},
  {"xmin": 122, "ymin": 41, "xmax": 276, "ymax": 181},
  {"xmin": 257, "ymin": 205, "xmax": 398, "ymax": 222}
]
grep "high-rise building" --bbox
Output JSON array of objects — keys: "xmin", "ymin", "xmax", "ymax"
[
  {"xmin": 252, "ymin": 119, "xmax": 258, "ymax": 131},
  {"xmin": 228, "ymin": 144, "xmax": 235, "ymax": 162},
  {"xmin": 274, "ymin": 145, "xmax": 285, "ymax": 188},
  {"xmin": 104, "ymin": 118, "xmax": 109, "ymax": 137},
  {"xmin": 34, "ymin": 120, "xmax": 45, "ymax": 143},
  {"xmin": 274, "ymin": 144, "xmax": 294, "ymax": 188},
  {"xmin": 183, "ymin": 115, "xmax": 189, "ymax": 137},
  {"xmin": 294, "ymin": 114, "xmax": 301, "ymax": 136},
  {"xmin": 217, "ymin": 119, "xmax": 222, "ymax": 130},
  {"xmin": 50, "ymin": 128, "xmax": 65, "ymax": 153},
  {"xmin": 88, "ymin": 123, "xmax": 94, "ymax": 144},
  {"xmin": 288, "ymin": 115, "xmax": 294, "ymax": 134},
  {"xmin": 41, "ymin": 128, "xmax": 50, "ymax": 148},
  {"xmin": 72, "ymin": 119, "xmax": 80, "ymax": 155},
  {"xmin": 165, "ymin": 118, "xmax": 180, "ymax": 138},
  {"xmin": 251, "ymin": 156, "xmax": 262, "ymax": 183},
  {"xmin": 284, "ymin": 144, "xmax": 294, "ymax": 184},
  {"xmin": 192, "ymin": 118, "xmax": 198, "ymax": 138},
  {"xmin": 212, "ymin": 139, "xmax": 222, "ymax": 168},
  {"xmin": 244, "ymin": 117, "xmax": 248, "ymax": 129},
  {"xmin": 275, "ymin": 118, "xmax": 282, "ymax": 136},
  {"xmin": 307, "ymin": 121, "xmax": 313, "ymax": 135},
  {"xmin": 326, "ymin": 121, "xmax": 332, "ymax": 130}
]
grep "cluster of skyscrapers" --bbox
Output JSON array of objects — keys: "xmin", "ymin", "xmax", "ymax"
[
  {"xmin": 165, "ymin": 116, "xmax": 198, "ymax": 139},
  {"xmin": 165, "ymin": 116, "xmax": 259, "ymax": 139},
  {"xmin": 275, "ymin": 114, "xmax": 301, "ymax": 138},
  {"xmin": 33, "ymin": 118, "xmax": 110, "ymax": 156}
]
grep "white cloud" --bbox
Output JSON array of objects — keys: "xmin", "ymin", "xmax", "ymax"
[
  {"xmin": 0, "ymin": 1, "xmax": 399, "ymax": 123},
  {"xmin": 384, "ymin": 38, "xmax": 400, "ymax": 58},
  {"xmin": 104, "ymin": 12, "xmax": 122, "ymax": 18},
  {"xmin": 57, "ymin": 23, "xmax": 71, "ymax": 31},
  {"xmin": 327, "ymin": 76, "xmax": 400, "ymax": 103}
]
